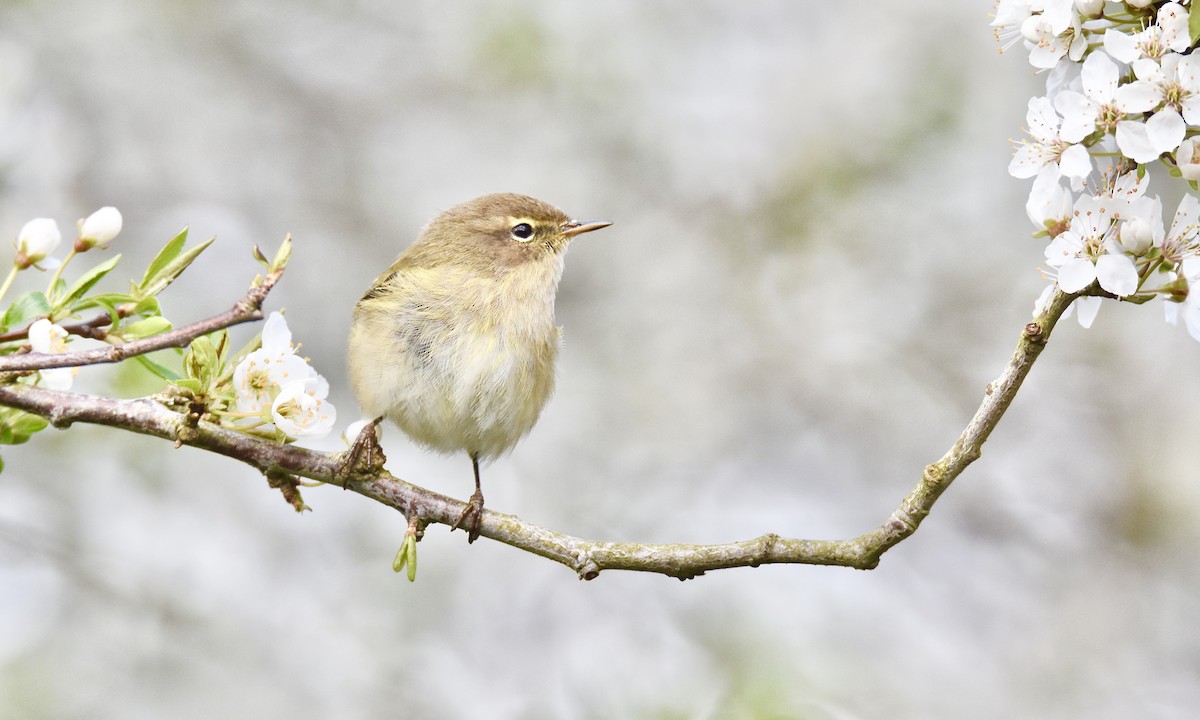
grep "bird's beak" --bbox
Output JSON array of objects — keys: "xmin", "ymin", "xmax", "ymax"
[{"xmin": 561, "ymin": 220, "xmax": 612, "ymax": 238}]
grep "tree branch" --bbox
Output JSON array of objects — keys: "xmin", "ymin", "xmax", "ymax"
[{"xmin": 0, "ymin": 287, "xmax": 1078, "ymax": 580}]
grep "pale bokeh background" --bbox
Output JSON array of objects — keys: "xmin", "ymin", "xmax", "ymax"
[{"xmin": 2, "ymin": 2, "xmax": 1200, "ymax": 719}]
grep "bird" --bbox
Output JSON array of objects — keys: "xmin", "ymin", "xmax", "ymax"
[{"xmin": 347, "ymin": 193, "xmax": 611, "ymax": 542}]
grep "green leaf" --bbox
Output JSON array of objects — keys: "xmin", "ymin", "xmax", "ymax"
[
  {"xmin": 137, "ymin": 236, "xmax": 214, "ymax": 299},
  {"xmin": 139, "ymin": 227, "xmax": 188, "ymax": 290},
  {"xmin": 1190, "ymin": 5, "xmax": 1200, "ymax": 47},
  {"xmin": 211, "ymin": 329, "xmax": 229, "ymax": 365},
  {"xmin": 252, "ymin": 244, "xmax": 270, "ymax": 267},
  {"xmin": 11, "ymin": 413, "xmax": 48, "ymax": 436},
  {"xmin": 132, "ymin": 296, "xmax": 161, "ymax": 316},
  {"xmin": 0, "ymin": 409, "xmax": 48, "ymax": 445},
  {"xmin": 69, "ymin": 295, "xmax": 120, "ymax": 327},
  {"xmin": 2, "ymin": 291, "xmax": 51, "ymax": 332},
  {"xmin": 71, "ymin": 292, "xmax": 135, "ymax": 311},
  {"xmin": 185, "ymin": 335, "xmax": 219, "ymax": 389},
  {"xmin": 134, "ymin": 352, "xmax": 183, "ymax": 381},
  {"xmin": 119, "ymin": 316, "xmax": 173, "ymax": 339},
  {"xmin": 270, "ymin": 235, "xmax": 292, "ymax": 272},
  {"xmin": 57, "ymin": 254, "xmax": 122, "ymax": 311},
  {"xmin": 173, "ymin": 378, "xmax": 204, "ymax": 394}
]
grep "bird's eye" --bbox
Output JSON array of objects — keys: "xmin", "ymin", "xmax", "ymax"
[{"xmin": 511, "ymin": 223, "xmax": 534, "ymax": 241}]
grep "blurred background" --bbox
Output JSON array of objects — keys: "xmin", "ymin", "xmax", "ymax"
[{"xmin": 1, "ymin": 1, "xmax": 1199, "ymax": 718}]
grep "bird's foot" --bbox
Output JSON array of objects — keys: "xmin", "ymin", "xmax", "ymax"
[
  {"xmin": 450, "ymin": 489, "xmax": 485, "ymax": 544},
  {"xmin": 336, "ymin": 418, "xmax": 386, "ymax": 488}
]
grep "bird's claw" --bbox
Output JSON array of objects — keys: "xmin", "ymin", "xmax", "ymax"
[
  {"xmin": 451, "ymin": 489, "xmax": 485, "ymax": 543},
  {"xmin": 336, "ymin": 418, "xmax": 386, "ymax": 488}
]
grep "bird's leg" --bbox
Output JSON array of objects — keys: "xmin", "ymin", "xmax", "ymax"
[
  {"xmin": 450, "ymin": 453, "xmax": 485, "ymax": 543},
  {"xmin": 336, "ymin": 417, "xmax": 386, "ymax": 488}
]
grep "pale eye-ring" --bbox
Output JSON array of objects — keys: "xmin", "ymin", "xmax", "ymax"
[{"xmin": 511, "ymin": 223, "xmax": 534, "ymax": 241}]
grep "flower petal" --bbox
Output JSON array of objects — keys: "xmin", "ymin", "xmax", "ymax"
[
  {"xmin": 1010, "ymin": 144, "xmax": 1050, "ymax": 179},
  {"xmin": 1114, "ymin": 80, "xmax": 1161, "ymax": 114},
  {"xmin": 1058, "ymin": 256, "xmax": 1097, "ymax": 292},
  {"xmin": 78, "ymin": 207, "xmax": 123, "ymax": 248},
  {"xmin": 260, "ymin": 311, "xmax": 293, "ymax": 354},
  {"xmin": 1145, "ymin": 108, "xmax": 1186, "ymax": 154},
  {"xmin": 1054, "ymin": 90, "xmax": 1096, "ymax": 143},
  {"xmin": 1058, "ymin": 143, "xmax": 1092, "ymax": 179},
  {"xmin": 1117, "ymin": 120, "xmax": 1162, "ymax": 163},
  {"xmin": 1080, "ymin": 50, "xmax": 1118, "ymax": 102},
  {"xmin": 1165, "ymin": 299, "xmax": 1181, "ymax": 326},
  {"xmin": 1095, "ymin": 253, "xmax": 1139, "ymax": 296},
  {"xmin": 1103, "ymin": 27, "xmax": 1140, "ymax": 64},
  {"xmin": 1026, "ymin": 96, "xmax": 1061, "ymax": 144},
  {"xmin": 1074, "ymin": 296, "xmax": 1102, "ymax": 328},
  {"xmin": 1184, "ymin": 303, "xmax": 1200, "ymax": 342}
]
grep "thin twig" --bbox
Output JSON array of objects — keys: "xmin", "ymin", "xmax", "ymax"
[
  {"xmin": 0, "ymin": 288, "xmax": 1079, "ymax": 580},
  {"xmin": 0, "ymin": 267, "xmax": 283, "ymax": 373},
  {"xmin": 0, "ymin": 310, "xmax": 126, "ymax": 344}
]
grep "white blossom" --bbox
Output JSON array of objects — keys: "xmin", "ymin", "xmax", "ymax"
[
  {"xmin": 1122, "ymin": 53, "xmax": 1200, "ymax": 122},
  {"xmin": 1021, "ymin": 12, "xmax": 1086, "ymax": 70},
  {"xmin": 993, "ymin": 0, "xmax": 1086, "ymax": 69},
  {"xmin": 1010, "ymin": 96, "xmax": 1092, "ymax": 180},
  {"xmin": 1026, "ymin": 165, "xmax": 1073, "ymax": 233},
  {"xmin": 15, "ymin": 218, "xmax": 61, "ymax": 267},
  {"xmin": 1044, "ymin": 194, "xmax": 1138, "ymax": 295},
  {"xmin": 1103, "ymin": 3, "xmax": 1190, "ymax": 64},
  {"xmin": 1055, "ymin": 51, "xmax": 1162, "ymax": 146},
  {"xmin": 77, "ymin": 207, "xmax": 123, "ymax": 250},
  {"xmin": 231, "ymin": 311, "xmax": 337, "ymax": 439},
  {"xmin": 1118, "ymin": 207, "xmax": 1160, "ymax": 256},
  {"xmin": 28, "ymin": 319, "xmax": 76, "ymax": 391},
  {"xmin": 272, "ymin": 378, "xmax": 336, "ymax": 439}
]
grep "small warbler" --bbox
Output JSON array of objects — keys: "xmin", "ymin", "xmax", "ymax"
[{"xmin": 347, "ymin": 193, "xmax": 611, "ymax": 542}]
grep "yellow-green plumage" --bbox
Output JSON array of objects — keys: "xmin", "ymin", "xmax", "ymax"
[{"xmin": 347, "ymin": 193, "xmax": 609, "ymax": 540}]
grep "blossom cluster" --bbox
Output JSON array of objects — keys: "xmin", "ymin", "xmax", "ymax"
[
  {"xmin": 994, "ymin": 0, "xmax": 1200, "ymax": 339},
  {"xmin": 4, "ymin": 207, "xmax": 124, "ymax": 392},
  {"xmin": 231, "ymin": 311, "xmax": 336, "ymax": 439},
  {"xmin": 5, "ymin": 210, "xmax": 338, "ymax": 443}
]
